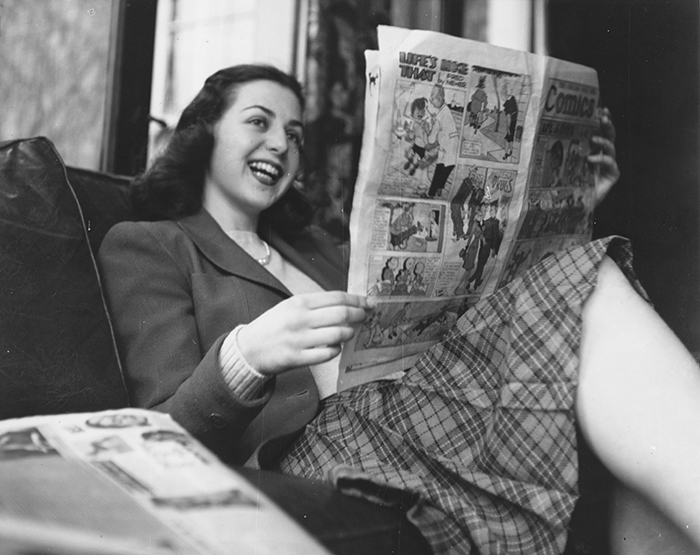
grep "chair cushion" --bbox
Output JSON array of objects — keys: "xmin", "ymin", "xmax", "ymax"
[
  {"xmin": 0, "ymin": 137, "xmax": 131, "ymax": 418},
  {"xmin": 65, "ymin": 165, "xmax": 133, "ymax": 254}
]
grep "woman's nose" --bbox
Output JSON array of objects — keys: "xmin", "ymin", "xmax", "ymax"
[{"xmin": 266, "ymin": 125, "xmax": 288, "ymax": 155}]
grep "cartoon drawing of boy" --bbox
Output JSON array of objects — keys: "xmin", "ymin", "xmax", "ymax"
[{"xmin": 403, "ymin": 97, "xmax": 435, "ymax": 175}]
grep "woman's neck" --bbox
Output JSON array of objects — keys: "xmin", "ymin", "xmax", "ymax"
[{"xmin": 202, "ymin": 193, "xmax": 259, "ymax": 234}]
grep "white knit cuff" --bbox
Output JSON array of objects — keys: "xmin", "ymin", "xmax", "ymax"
[{"xmin": 219, "ymin": 325, "xmax": 267, "ymax": 400}]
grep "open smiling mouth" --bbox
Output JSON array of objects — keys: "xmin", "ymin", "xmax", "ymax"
[{"xmin": 249, "ymin": 161, "xmax": 283, "ymax": 185}]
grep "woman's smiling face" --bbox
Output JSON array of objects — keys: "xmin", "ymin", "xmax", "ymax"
[{"xmin": 203, "ymin": 79, "xmax": 303, "ymax": 229}]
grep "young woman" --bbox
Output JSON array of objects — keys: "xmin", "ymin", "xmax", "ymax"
[{"xmin": 98, "ymin": 65, "xmax": 700, "ymax": 555}]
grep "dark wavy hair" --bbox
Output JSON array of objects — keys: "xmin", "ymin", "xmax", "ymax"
[{"xmin": 131, "ymin": 64, "xmax": 316, "ymax": 237}]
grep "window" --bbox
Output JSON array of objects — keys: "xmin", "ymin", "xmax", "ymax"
[{"xmin": 148, "ymin": 0, "xmax": 303, "ymax": 162}]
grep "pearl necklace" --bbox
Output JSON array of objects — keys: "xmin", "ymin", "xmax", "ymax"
[{"xmin": 257, "ymin": 240, "xmax": 272, "ymax": 266}]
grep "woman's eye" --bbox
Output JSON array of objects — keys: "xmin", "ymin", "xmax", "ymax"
[
  {"xmin": 250, "ymin": 117, "xmax": 267, "ymax": 128},
  {"xmin": 287, "ymin": 132, "xmax": 302, "ymax": 145}
]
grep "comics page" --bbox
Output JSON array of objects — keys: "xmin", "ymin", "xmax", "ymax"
[{"xmin": 338, "ymin": 26, "xmax": 600, "ymax": 391}]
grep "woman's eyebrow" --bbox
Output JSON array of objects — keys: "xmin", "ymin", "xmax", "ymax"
[{"xmin": 243, "ymin": 105, "xmax": 304, "ymax": 129}]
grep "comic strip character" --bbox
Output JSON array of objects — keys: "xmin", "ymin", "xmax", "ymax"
[
  {"xmin": 402, "ymin": 97, "xmax": 437, "ymax": 176},
  {"xmin": 368, "ymin": 266, "xmax": 395, "ymax": 297},
  {"xmin": 563, "ymin": 139, "xmax": 590, "ymax": 188},
  {"xmin": 467, "ymin": 203, "xmax": 502, "ymax": 290},
  {"xmin": 362, "ymin": 309, "xmax": 384, "ymax": 348},
  {"xmin": 368, "ymin": 257, "xmax": 399, "ymax": 297},
  {"xmin": 411, "ymin": 261, "xmax": 427, "ymax": 296},
  {"xmin": 455, "ymin": 222, "xmax": 484, "ymax": 294},
  {"xmin": 427, "ymin": 210, "xmax": 440, "ymax": 241},
  {"xmin": 392, "ymin": 268, "xmax": 411, "ymax": 296},
  {"xmin": 450, "ymin": 166, "xmax": 484, "ymax": 240},
  {"xmin": 392, "ymin": 258, "xmax": 414, "ymax": 296},
  {"xmin": 502, "ymin": 245, "xmax": 532, "ymax": 285},
  {"xmin": 386, "ymin": 302, "xmax": 411, "ymax": 341},
  {"xmin": 482, "ymin": 202, "xmax": 503, "ymax": 256},
  {"xmin": 543, "ymin": 140, "xmax": 564, "ymax": 188},
  {"xmin": 468, "ymin": 76, "xmax": 488, "ymax": 131},
  {"xmin": 502, "ymin": 82, "xmax": 518, "ymax": 160},
  {"xmin": 425, "ymin": 83, "xmax": 459, "ymax": 199},
  {"xmin": 389, "ymin": 203, "xmax": 423, "ymax": 250},
  {"xmin": 412, "ymin": 305, "xmax": 450, "ymax": 337}
]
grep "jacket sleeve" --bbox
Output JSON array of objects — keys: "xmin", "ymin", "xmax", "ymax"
[{"xmin": 98, "ymin": 222, "xmax": 272, "ymax": 461}]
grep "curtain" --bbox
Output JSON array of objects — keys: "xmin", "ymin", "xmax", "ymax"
[{"xmin": 303, "ymin": 0, "xmax": 391, "ymax": 240}]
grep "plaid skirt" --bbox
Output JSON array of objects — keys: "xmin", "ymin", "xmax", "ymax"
[{"xmin": 279, "ymin": 237, "xmax": 644, "ymax": 555}]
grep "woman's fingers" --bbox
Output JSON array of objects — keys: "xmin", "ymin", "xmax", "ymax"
[
  {"xmin": 590, "ymin": 135, "xmax": 616, "ymax": 159},
  {"xmin": 589, "ymin": 107, "xmax": 620, "ymax": 206},
  {"xmin": 295, "ymin": 324, "xmax": 357, "ymax": 349},
  {"xmin": 588, "ymin": 152, "xmax": 619, "ymax": 175},
  {"xmin": 299, "ymin": 290, "xmax": 375, "ymax": 311},
  {"xmin": 588, "ymin": 152, "xmax": 617, "ymax": 168},
  {"xmin": 289, "ymin": 291, "xmax": 374, "ymax": 331},
  {"xmin": 589, "ymin": 107, "xmax": 616, "ymax": 156},
  {"xmin": 237, "ymin": 291, "xmax": 376, "ymax": 375},
  {"xmin": 263, "ymin": 325, "xmax": 353, "ymax": 368},
  {"xmin": 599, "ymin": 107, "xmax": 616, "ymax": 141},
  {"xmin": 304, "ymin": 304, "xmax": 369, "ymax": 329}
]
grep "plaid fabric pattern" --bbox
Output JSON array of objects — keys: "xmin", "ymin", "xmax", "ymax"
[{"xmin": 280, "ymin": 237, "xmax": 640, "ymax": 555}]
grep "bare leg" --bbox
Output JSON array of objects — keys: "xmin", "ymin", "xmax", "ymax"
[
  {"xmin": 577, "ymin": 256, "xmax": 700, "ymax": 549},
  {"xmin": 611, "ymin": 484, "xmax": 699, "ymax": 555}
]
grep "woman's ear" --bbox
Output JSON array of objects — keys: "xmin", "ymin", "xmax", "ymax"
[{"xmin": 293, "ymin": 174, "xmax": 305, "ymax": 190}]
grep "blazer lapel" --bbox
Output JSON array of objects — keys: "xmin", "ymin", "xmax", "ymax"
[
  {"xmin": 177, "ymin": 210, "xmax": 291, "ymax": 297},
  {"xmin": 178, "ymin": 209, "xmax": 346, "ymax": 293}
]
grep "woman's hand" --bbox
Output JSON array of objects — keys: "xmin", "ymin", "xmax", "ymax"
[
  {"xmin": 237, "ymin": 291, "xmax": 375, "ymax": 375},
  {"xmin": 589, "ymin": 107, "xmax": 620, "ymax": 206}
]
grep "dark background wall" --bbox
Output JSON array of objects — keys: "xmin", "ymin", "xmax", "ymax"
[{"xmin": 548, "ymin": 0, "xmax": 700, "ymax": 352}]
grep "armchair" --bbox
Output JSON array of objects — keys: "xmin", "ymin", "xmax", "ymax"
[{"xmin": 0, "ymin": 136, "xmax": 430, "ymax": 555}]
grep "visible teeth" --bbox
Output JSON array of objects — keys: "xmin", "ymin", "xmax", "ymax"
[{"xmin": 249, "ymin": 161, "xmax": 281, "ymax": 180}]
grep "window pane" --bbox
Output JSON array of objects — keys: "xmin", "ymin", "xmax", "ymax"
[{"xmin": 148, "ymin": 0, "xmax": 298, "ymax": 161}]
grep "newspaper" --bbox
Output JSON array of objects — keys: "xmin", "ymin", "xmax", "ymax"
[
  {"xmin": 338, "ymin": 26, "xmax": 600, "ymax": 390},
  {"xmin": 0, "ymin": 408, "xmax": 330, "ymax": 555}
]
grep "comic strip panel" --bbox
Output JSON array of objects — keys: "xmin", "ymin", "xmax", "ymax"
[
  {"xmin": 517, "ymin": 188, "xmax": 594, "ymax": 241},
  {"xmin": 355, "ymin": 298, "xmax": 473, "ymax": 352},
  {"xmin": 432, "ymin": 165, "xmax": 514, "ymax": 296},
  {"xmin": 378, "ymin": 79, "xmax": 466, "ymax": 199},
  {"xmin": 373, "ymin": 200, "xmax": 445, "ymax": 253},
  {"xmin": 459, "ymin": 67, "xmax": 532, "ymax": 164},
  {"xmin": 366, "ymin": 253, "xmax": 440, "ymax": 298},
  {"xmin": 498, "ymin": 236, "xmax": 585, "ymax": 288},
  {"xmin": 530, "ymin": 120, "xmax": 596, "ymax": 189}
]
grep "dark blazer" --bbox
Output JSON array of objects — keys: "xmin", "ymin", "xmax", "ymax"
[{"xmin": 98, "ymin": 209, "xmax": 347, "ymax": 465}]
